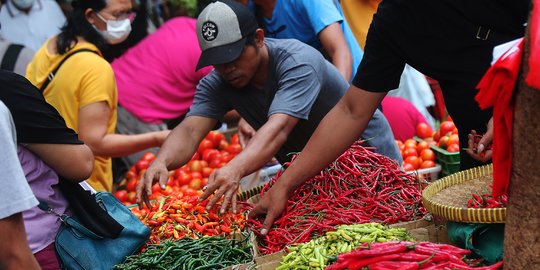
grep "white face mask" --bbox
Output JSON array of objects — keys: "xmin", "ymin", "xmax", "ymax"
[
  {"xmin": 12, "ymin": 0, "xmax": 34, "ymax": 10},
  {"xmin": 93, "ymin": 12, "xmax": 132, "ymax": 45}
]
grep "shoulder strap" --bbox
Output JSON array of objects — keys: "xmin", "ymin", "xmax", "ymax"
[
  {"xmin": 38, "ymin": 200, "xmax": 104, "ymax": 240},
  {"xmin": 39, "ymin": 49, "xmax": 98, "ymax": 92},
  {"xmin": 1, "ymin": 44, "xmax": 24, "ymax": 71}
]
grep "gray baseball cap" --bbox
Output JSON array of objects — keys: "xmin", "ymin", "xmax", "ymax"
[{"xmin": 196, "ymin": 0, "xmax": 258, "ymax": 70}]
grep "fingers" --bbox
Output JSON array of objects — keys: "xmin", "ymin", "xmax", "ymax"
[
  {"xmin": 207, "ymin": 187, "xmax": 227, "ymax": 210},
  {"xmin": 261, "ymin": 210, "xmax": 277, "ymax": 235},
  {"xmin": 200, "ymin": 173, "xmax": 218, "ymax": 201},
  {"xmin": 220, "ymin": 190, "xmax": 236, "ymax": 214},
  {"xmin": 231, "ymin": 194, "xmax": 237, "ymax": 214}
]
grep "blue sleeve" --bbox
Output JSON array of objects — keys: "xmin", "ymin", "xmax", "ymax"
[
  {"xmin": 269, "ymin": 62, "xmax": 322, "ymax": 120},
  {"xmin": 297, "ymin": 0, "xmax": 343, "ymax": 34}
]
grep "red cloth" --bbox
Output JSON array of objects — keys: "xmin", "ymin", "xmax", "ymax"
[
  {"xmin": 475, "ymin": 39, "xmax": 523, "ymax": 197},
  {"xmin": 526, "ymin": 0, "xmax": 540, "ymax": 89}
]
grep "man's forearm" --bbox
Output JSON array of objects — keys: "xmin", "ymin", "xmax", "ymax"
[
  {"xmin": 275, "ymin": 87, "xmax": 385, "ymax": 194},
  {"xmin": 0, "ymin": 213, "xmax": 40, "ymax": 270}
]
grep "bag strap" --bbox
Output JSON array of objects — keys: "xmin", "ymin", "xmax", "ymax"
[
  {"xmin": 1, "ymin": 44, "xmax": 24, "ymax": 71},
  {"xmin": 39, "ymin": 49, "xmax": 98, "ymax": 92},
  {"xmin": 38, "ymin": 200, "xmax": 104, "ymax": 240}
]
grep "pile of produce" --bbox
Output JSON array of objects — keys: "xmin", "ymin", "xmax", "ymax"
[
  {"xmin": 396, "ymin": 138, "xmax": 437, "ymax": 172},
  {"xmin": 278, "ymin": 223, "xmax": 412, "ymax": 269},
  {"xmin": 249, "ymin": 141, "xmax": 427, "ymax": 254},
  {"xmin": 115, "ymin": 234, "xmax": 253, "ymax": 270},
  {"xmin": 130, "ymin": 193, "xmax": 246, "ymax": 244},
  {"xmin": 467, "ymin": 193, "xmax": 508, "ymax": 209},
  {"xmin": 326, "ymin": 241, "xmax": 503, "ymax": 270},
  {"xmin": 114, "ymin": 131, "xmax": 242, "ymax": 205}
]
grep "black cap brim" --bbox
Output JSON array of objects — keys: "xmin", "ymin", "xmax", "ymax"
[{"xmin": 196, "ymin": 37, "xmax": 248, "ymax": 70}]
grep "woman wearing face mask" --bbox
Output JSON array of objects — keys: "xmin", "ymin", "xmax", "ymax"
[{"xmin": 26, "ymin": 0, "xmax": 170, "ymax": 192}]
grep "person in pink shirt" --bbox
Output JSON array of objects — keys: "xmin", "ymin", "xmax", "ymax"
[
  {"xmin": 112, "ymin": 17, "xmax": 212, "ymax": 166},
  {"xmin": 380, "ymin": 96, "xmax": 430, "ymax": 141}
]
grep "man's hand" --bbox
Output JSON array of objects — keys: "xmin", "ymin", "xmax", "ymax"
[
  {"xmin": 199, "ymin": 165, "xmax": 242, "ymax": 213},
  {"xmin": 466, "ymin": 118, "xmax": 493, "ymax": 162},
  {"xmin": 248, "ymin": 185, "xmax": 290, "ymax": 235},
  {"xmin": 237, "ymin": 118, "xmax": 256, "ymax": 148},
  {"xmin": 136, "ymin": 160, "xmax": 169, "ymax": 209}
]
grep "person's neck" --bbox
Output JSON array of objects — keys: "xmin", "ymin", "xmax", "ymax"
[
  {"xmin": 253, "ymin": 0, "xmax": 275, "ymax": 19},
  {"xmin": 251, "ymin": 44, "xmax": 269, "ymax": 89}
]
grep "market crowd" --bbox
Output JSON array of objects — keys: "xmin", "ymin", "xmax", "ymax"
[{"xmin": 0, "ymin": 0, "xmax": 528, "ymax": 269}]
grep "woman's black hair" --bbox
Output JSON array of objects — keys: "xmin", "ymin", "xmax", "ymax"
[{"xmin": 56, "ymin": 0, "xmax": 108, "ymax": 54}]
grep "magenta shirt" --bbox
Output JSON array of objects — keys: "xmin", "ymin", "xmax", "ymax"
[
  {"xmin": 18, "ymin": 146, "xmax": 68, "ymax": 253},
  {"xmin": 112, "ymin": 17, "xmax": 212, "ymax": 124}
]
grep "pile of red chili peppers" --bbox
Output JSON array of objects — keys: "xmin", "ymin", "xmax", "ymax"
[
  {"xmin": 249, "ymin": 141, "xmax": 427, "ymax": 254},
  {"xmin": 467, "ymin": 193, "xmax": 508, "ymax": 208},
  {"xmin": 326, "ymin": 241, "xmax": 503, "ymax": 270}
]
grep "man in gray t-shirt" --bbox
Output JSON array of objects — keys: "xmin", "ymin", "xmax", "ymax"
[{"xmin": 137, "ymin": 0, "xmax": 400, "ymax": 212}]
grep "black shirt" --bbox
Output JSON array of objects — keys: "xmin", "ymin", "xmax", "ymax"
[{"xmin": 0, "ymin": 70, "xmax": 81, "ymax": 144}]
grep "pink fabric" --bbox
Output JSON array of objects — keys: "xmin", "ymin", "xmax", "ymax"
[
  {"xmin": 475, "ymin": 39, "xmax": 523, "ymax": 197},
  {"xmin": 112, "ymin": 17, "xmax": 212, "ymax": 123},
  {"xmin": 18, "ymin": 146, "xmax": 67, "ymax": 254},
  {"xmin": 381, "ymin": 96, "xmax": 428, "ymax": 141},
  {"xmin": 526, "ymin": 0, "xmax": 540, "ymax": 89},
  {"xmin": 34, "ymin": 243, "xmax": 61, "ymax": 270}
]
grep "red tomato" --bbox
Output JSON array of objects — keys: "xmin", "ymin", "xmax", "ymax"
[
  {"xmin": 416, "ymin": 141, "xmax": 430, "ymax": 152},
  {"xmin": 189, "ymin": 160, "xmax": 203, "ymax": 172},
  {"xmin": 202, "ymin": 148, "xmax": 219, "ymax": 163},
  {"xmin": 420, "ymin": 149, "xmax": 435, "ymax": 161},
  {"xmin": 439, "ymin": 121, "xmax": 455, "ymax": 136},
  {"xmin": 447, "ymin": 143, "xmax": 460, "ymax": 153},
  {"xmin": 206, "ymin": 131, "xmax": 225, "ymax": 148},
  {"xmin": 135, "ymin": 160, "xmax": 149, "ymax": 173},
  {"xmin": 208, "ymin": 158, "xmax": 222, "ymax": 168},
  {"xmin": 152, "ymin": 183, "xmax": 161, "ymax": 194},
  {"xmin": 416, "ymin": 123, "xmax": 433, "ymax": 139},
  {"xmin": 405, "ymin": 156, "xmax": 420, "ymax": 169},
  {"xmin": 403, "ymin": 162, "xmax": 415, "ymax": 172},
  {"xmin": 220, "ymin": 151, "xmax": 234, "ymax": 163},
  {"xmin": 177, "ymin": 172, "xmax": 192, "ymax": 186},
  {"xmin": 125, "ymin": 170, "xmax": 137, "ymax": 181},
  {"xmin": 190, "ymin": 172, "xmax": 203, "ymax": 180},
  {"xmin": 197, "ymin": 139, "xmax": 214, "ymax": 156},
  {"xmin": 127, "ymin": 192, "xmax": 136, "ymax": 204},
  {"xmin": 438, "ymin": 135, "xmax": 450, "ymax": 149},
  {"xmin": 191, "ymin": 152, "xmax": 200, "ymax": 161},
  {"xmin": 141, "ymin": 152, "xmax": 155, "ymax": 162},
  {"xmin": 218, "ymin": 140, "xmax": 229, "ymax": 151},
  {"xmin": 231, "ymin": 134, "xmax": 239, "ymax": 145},
  {"xmin": 126, "ymin": 179, "xmax": 138, "ymax": 192},
  {"xmin": 403, "ymin": 147, "xmax": 418, "ymax": 158},
  {"xmin": 226, "ymin": 144, "xmax": 242, "ymax": 155},
  {"xmin": 432, "ymin": 130, "xmax": 441, "ymax": 142},
  {"xmin": 447, "ymin": 134, "xmax": 459, "ymax": 146},
  {"xmin": 404, "ymin": 139, "xmax": 417, "ymax": 149},
  {"xmin": 420, "ymin": 160, "xmax": 436, "ymax": 169},
  {"xmin": 114, "ymin": 190, "xmax": 128, "ymax": 202},
  {"xmin": 202, "ymin": 167, "xmax": 214, "ymax": 178},
  {"xmin": 189, "ymin": 178, "xmax": 203, "ymax": 190}
]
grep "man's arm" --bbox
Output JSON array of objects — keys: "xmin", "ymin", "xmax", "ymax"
[
  {"xmin": 25, "ymin": 143, "xmax": 94, "ymax": 182},
  {"xmin": 249, "ymin": 86, "xmax": 387, "ymax": 234},
  {"xmin": 319, "ymin": 22, "xmax": 353, "ymax": 81},
  {"xmin": 136, "ymin": 116, "xmax": 218, "ymax": 208},
  {"xmin": 200, "ymin": 113, "xmax": 299, "ymax": 212},
  {"xmin": 0, "ymin": 213, "xmax": 40, "ymax": 270},
  {"xmin": 78, "ymin": 101, "xmax": 170, "ymax": 157}
]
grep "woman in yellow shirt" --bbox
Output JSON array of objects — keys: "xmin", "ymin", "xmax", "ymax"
[{"xmin": 26, "ymin": 0, "xmax": 169, "ymax": 192}]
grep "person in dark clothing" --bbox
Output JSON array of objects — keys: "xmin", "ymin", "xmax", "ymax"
[{"xmin": 249, "ymin": 0, "xmax": 529, "ymax": 235}]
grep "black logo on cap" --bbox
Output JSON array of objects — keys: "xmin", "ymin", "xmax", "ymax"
[{"xmin": 201, "ymin": 21, "xmax": 218, "ymax": 41}]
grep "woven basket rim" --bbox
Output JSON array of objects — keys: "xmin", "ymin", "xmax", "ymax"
[{"xmin": 422, "ymin": 163, "xmax": 506, "ymax": 223}]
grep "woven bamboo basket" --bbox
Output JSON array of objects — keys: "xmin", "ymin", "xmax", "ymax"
[{"xmin": 422, "ymin": 163, "xmax": 506, "ymax": 223}]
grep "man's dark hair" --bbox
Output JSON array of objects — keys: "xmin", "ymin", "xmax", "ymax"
[
  {"xmin": 245, "ymin": 31, "xmax": 258, "ymax": 47},
  {"xmin": 56, "ymin": 0, "xmax": 108, "ymax": 54}
]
